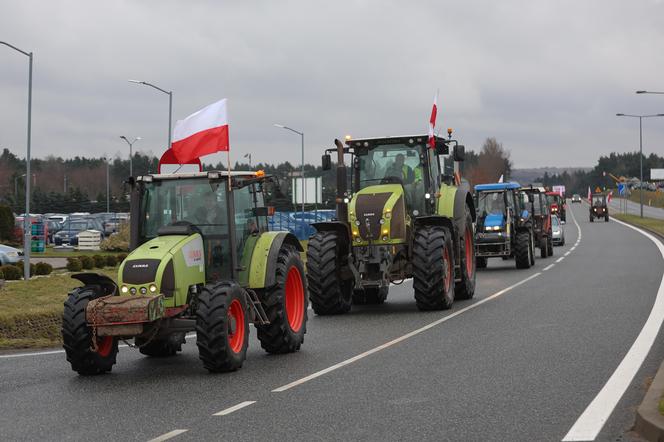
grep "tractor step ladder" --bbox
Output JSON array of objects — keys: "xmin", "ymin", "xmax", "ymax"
[{"xmin": 245, "ymin": 289, "xmax": 269, "ymax": 325}]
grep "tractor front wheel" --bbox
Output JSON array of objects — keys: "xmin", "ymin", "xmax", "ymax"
[
  {"xmin": 256, "ymin": 245, "xmax": 308, "ymax": 354},
  {"xmin": 62, "ymin": 287, "xmax": 118, "ymax": 375},
  {"xmin": 514, "ymin": 231, "xmax": 532, "ymax": 269},
  {"xmin": 476, "ymin": 256, "xmax": 488, "ymax": 269},
  {"xmin": 307, "ymin": 231, "xmax": 353, "ymax": 315},
  {"xmin": 413, "ymin": 225, "xmax": 455, "ymax": 311},
  {"xmin": 529, "ymin": 233, "xmax": 536, "ymax": 266},
  {"xmin": 455, "ymin": 212, "xmax": 476, "ymax": 300},
  {"xmin": 196, "ymin": 281, "xmax": 249, "ymax": 373},
  {"xmin": 547, "ymin": 235, "xmax": 554, "ymax": 257}
]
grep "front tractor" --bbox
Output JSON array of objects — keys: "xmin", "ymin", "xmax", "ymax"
[
  {"xmin": 62, "ymin": 171, "xmax": 308, "ymax": 375},
  {"xmin": 589, "ymin": 193, "xmax": 609, "ymax": 222},
  {"xmin": 474, "ymin": 182, "xmax": 536, "ymax": 269},
  {"xmin": 520, "ymin": 185, "xmax": 554, "ymax": 258},
  {"xmin": 307, "ymin": 133, "xmax": 476, "ymax": 313}
]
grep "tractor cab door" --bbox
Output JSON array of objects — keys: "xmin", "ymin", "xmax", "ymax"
[{"xmin": 233, "ymin": 183, "xmax": 268, "ymax": 286}]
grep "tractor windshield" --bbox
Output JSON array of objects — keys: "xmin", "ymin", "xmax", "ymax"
[
  {"xmin": 477, "ymin": 192, "xmax": 506, "ymax": 217},
  {"xmin": 357, "ymin": 143, "xmax": 425, "ymax": 189},
  {"xmin": 592, "ymin": 195, "xmax": 605, "ymax": 206}
]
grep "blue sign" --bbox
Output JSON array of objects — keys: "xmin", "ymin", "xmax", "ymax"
[{"xmin": 618, "ymin": 183, "xmax": 626, "ymax": 196}]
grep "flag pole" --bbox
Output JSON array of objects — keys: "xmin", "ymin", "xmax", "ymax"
[{"xmin": 227, "ymin": 149, "xmax": 231, "ymax": 191}]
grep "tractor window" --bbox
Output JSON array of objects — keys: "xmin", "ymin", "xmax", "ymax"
[
  {"xmin": 358, "ymin": 144, "xmax": 424, "ymax": 189},
  {"xmin": 532, "ymin": 194, "xmax": 542, "ymax": 215},
  {"xmin": 477, "ymin": 192, "xmax": 506, "ymax": 217},
  {"xmin": 592, "ymin": 195, "xmax": 604, "ymax": 205},
  {"xmin": 233, "ymin": 185, "xmax": 258, "ymax": 260}
]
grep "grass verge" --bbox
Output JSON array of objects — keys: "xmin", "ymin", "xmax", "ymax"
[
  {"xmin": 31, "ymin": 247, "xmax": 125, "ymax": 258},
  {"xmin": 612, "ymin": 214, "xmax": 664, "ymax": 237},
  {"xmin": 628, "ymin": 190, "xmax": 664, "ymax": 210},
  {"xmin": 0, "ymin": 267, "xmax": 118, "ymax": 350}
]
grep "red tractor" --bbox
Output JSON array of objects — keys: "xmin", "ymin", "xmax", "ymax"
[
  {"xmin": 546, "ymin": 191, "xmax": 566, "ymax": 223},
  {"xmin": 521, "ymin": 186, "xmax": 554, "ymax": 258}
]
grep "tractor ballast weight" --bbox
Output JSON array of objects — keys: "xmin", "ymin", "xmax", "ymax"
[
  {"xmin": 62, "ymin": 171, "xmax": 308, "ymax": 376},
  {"xmin": 474, "ymin": 182, "xmax": 536, "ymax": 269},
  {"xmin": 310, "ymin": 133, "xmax": 477, "ymax": 313}
]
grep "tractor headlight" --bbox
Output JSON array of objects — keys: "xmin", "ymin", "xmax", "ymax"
[
  {"xmin": 140, "ymin": 287, "xmax": 147, "ymax": 295},
  {"xmin": 343, "ymin": 198, "xmax": 350, "ymax": 203},
  {"xmin": 149, "ymin": 284, "xmax": 157, "ymax": 293},
  {"xmin": 382, "ymin": 228, "xmax": 389, "ymax": 235},
  {"xmin": 121, "ymin": 285, "xmax": 129, "ymax": 294},
  {"xmin": 129, "ymin": 287, "xmax": 137, "ymax": 295},
  {"xmin": 355, "ymin": 220, "xmax": 361, "ymax": 226},
  {"xmin": 379, "ymin": 218, "xmax": 385, "ymax": 225},
  {"xmin": 382, "ymin": 236, "xmax": 388, "ymax": 241},
  {"xmin": 355, "ymin": 237, "xmax": 361, "ymax": 243},
  {"xmin": 384, "ymin": 212, "xmax": 391, "ymax": 219}
]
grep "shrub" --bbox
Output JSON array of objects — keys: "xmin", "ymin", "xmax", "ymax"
[
  {"xmin": 105, "ymin": 255, "xmax": 117, "ymax": 267},
  {"xmin": 0, "ymin": 264, "xmax": 22, "ymax": 280},
  {"xmin": 14, "ymin": 261, "xmax": 35, "ymax": 275},
  {"xmin": 79, "ymin": 256, "xmax": 94, "ymax": 270},
  {"xmin": 92, "ymin": 255, "xmax": 106, "ymax": 268},
  {"xmin": 100, "ymin": 223, "xmax": 129, "ymax": 251},
  {"xmin": 66, "ymin": 257, "xmax": 82, "ymax": 272},
  {"xmin": 34, "ymin": 262, "xmax": 53, "ymax": 275},
  {"xmin": 0, "ymin": 267, "xmax": 4, "ymax": 280}
]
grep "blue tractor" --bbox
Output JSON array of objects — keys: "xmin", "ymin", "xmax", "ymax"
[{"xmin": 474, "ymin": 182, "xmax": 535, "ymax": 269}]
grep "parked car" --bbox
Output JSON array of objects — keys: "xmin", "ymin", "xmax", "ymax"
[
  {"xmin": 571, "ymin": 194, "xmax": 582, "ymax": 203},
  {"xmin": 54, "ymin": 218, "xmax": 104, "ymax": 246},
  {"xmin": 45, "ymin": 220, "xmax": 62, "ymax": 244},
  {"xmin": 103, "ymin": 216, "xmax": 128, "ymax": 235},
  {"xmin": 0, "ymin": 244, "xmax": 22, "ymax": 265},
  {"xmin": 551, "ymin": 215, "xmax": 565, "ymax": 245}
]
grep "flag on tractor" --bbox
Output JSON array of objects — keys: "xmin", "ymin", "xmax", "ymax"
[
  {"xmin": 607, "ymin": 190, "xmax": 613, "ymax": 204},
  {"xmin": 587, "ymin": 186, "xmax": 591, "ymax": 202},
  {"xmin": 428, "ymin": 91, "xmax": 438, "ymax": 149},
  {"xmin": 172, "ymin": 98, "xmax": 230, "ymax": 163}
]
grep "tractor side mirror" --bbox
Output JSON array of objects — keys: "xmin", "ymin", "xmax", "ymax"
[
  {"xmin": 252, "ymin": 207, "xmax": 269, "ymax": 217},
  {"xmin": 435, "ymin": 140, "xmax": 449, "ymax": 155},
  {"xmin": 453, "ymin": 145, "xmax": 465, "ymax": 162},
  {"xmin": 322, "ymin": 154, "xmax": 332, "ymax": 171}
]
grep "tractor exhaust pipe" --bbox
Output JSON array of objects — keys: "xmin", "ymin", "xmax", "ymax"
[{"xmin": 334, "ymin": 138, "xmax": 349, "ymax": 225}]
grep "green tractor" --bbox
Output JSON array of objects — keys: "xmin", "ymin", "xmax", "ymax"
[
  {"xmin": 307, "ymin": 133, "xmax": 476, "ymax": 313},
  {"xmin": 62, "ymin": 171, "xmax": 307, "ymax": 375}
]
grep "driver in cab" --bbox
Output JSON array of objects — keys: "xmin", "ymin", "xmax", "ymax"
[{"xmin": 386, "ymin": 153, "xmax": 422, "ymax": 184}]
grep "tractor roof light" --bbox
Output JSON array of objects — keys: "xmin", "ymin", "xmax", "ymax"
[
  {"xmin": 256, "ymin": 170, "xmax": 265, "ymax": 177},
  {"xmin": 425, "ymin": 193, "xmax": 431, "ymax": 199}
]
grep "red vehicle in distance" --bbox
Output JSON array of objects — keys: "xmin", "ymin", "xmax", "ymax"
[{"xmin": 546, "ymin": 191, "xmax": 566, "ymax": 223}]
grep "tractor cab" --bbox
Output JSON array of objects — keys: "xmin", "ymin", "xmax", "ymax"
[
  {"xmin": 590, "ymin": 193, "xmax": 609, "ymax": 222},
  {"xmin": 546, "ymin": 191, "xmax": 566, "ymax": 222},
  {"xmin": 520, "ymin": 185, "xmax": 554, "ymax": 258},
  {"xmin": 474, "ymin": 182, "xmax": 535, "ymax": 269}
]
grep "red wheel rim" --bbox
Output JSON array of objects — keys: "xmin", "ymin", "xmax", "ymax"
[
  {"xmin": 95, "ymin": 336, "xmax": 113, "ymax": 357},
  {"xmin": 443, "ymin": 245, "xmax": 452, "ymax": 293},
  {"xmin": 465, "ymin": 226, "xmax": 474, "ymax": 277},
  {"xmin": 285, "ymin": 266, "xmax": 304, "ymax": 332},
  {"xmin": 227, "ymin": 299, "xmax": 245, "ymax": 353}
]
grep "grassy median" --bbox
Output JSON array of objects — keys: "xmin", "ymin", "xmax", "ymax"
[
  {"xmin": 0, "ymin": 268, "xmax": 118, "ymax": 349},
  {"xmin": 612, "ymin": 214, "xmax": 664, "ymax": 237}
]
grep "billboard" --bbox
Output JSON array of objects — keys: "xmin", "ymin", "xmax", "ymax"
[
  {"xmin": 651, "ymin": 169, "xmax": 664, "ymax": 180},
  {"xmin": 292, "ymin": 177, "xmax": 322, "ymax": 204}
]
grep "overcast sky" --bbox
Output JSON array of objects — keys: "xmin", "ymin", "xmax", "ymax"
[{"xmin": 1, "ymin": 0, "xmax": 663, "ymax": 169}]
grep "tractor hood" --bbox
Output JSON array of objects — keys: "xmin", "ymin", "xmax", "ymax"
[
  {"xmin": 482, "ymin": 213, "xmax": 505, "ymax": 228},
  {"xmin": 348, "ymin": 184, "xmax": 407, "ymax": 244}
]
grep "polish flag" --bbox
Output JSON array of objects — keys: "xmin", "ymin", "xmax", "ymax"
[
  {"xmin": 607, "ymin": 190, "xmax": 613, "ymax": 204},
  {"xmin": 428, "ymin": 91, "xmax": 438, "ymax": 149},
  {"xmin": 172, "ymin": 99, "xmax": 229, "ymax": 163},
  {"xmin": 587, "ymin": 186, "xmax": 591, "ymax": 202}
]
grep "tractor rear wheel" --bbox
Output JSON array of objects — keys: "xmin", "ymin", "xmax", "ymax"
[
  {"xmin": 605, "ymin": 214, "xmax": 609, "ymax": 222},
  {"xmin": 196, "ymin": 281, "xmax": 248, "ymax": 373},
  {"xmin": 529, "ymin": 234, "xmax": 536, "ymax": 266},
  {"xmin": 256, "ymin": 245, "xmax": 307, "ymax": 354},
  {"xmin": 62, "ymin": 286, "xmax": 118, "ymax": 375},
  {"xmin": 476, "ymin": 256, "xmax": 487, "ymax": 269},
  {"xmin": 307, "ymin": 230, "xmax": 353, "ymax": 315},
  {"xmin": 352, "ymin": 286, "xmax": 388, "ymax": 305},
  {"xmin": 137, "ymin": 333, "xmax": 185, "ymax": 357},
  {"xmin": 547, "ymin": 235, "xmax": 554, "ymax": 257},
  {"xmin": 540, "ymin": 236, "xmax": 547, "ymax": 258},
  {"xmin": 514, "ymin": 231, "xmax": 531, "ymax": 269},
  {"xmin": 455, "ymin": 212, "xmax": 476, "ymax": 300},
  {"xmin": 413, "ymin": 225, "xmax": 455, "ymax": 311}
]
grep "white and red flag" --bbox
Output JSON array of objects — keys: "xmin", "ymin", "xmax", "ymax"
[
  {"xmin": 172, "ymin": 98, "xmax": 229, "ymax": 163},
  {"xmin": 607, "ymin": 190, "xmax": 613, "ymax": 204},
  {"xmin": 587, "ymin": 186, "xmax": 591, "ymax": 202},
  {"xmin": 428, "ymin": 90, "xmax": 438, "ymax": 149}
]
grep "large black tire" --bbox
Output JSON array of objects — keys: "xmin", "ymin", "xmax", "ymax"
[
  {"xmin": 605, "ymin": 214, "xmax": 609, "ymax": 222},
  {"xmin": 137, "ymin": 333, "xmax": 185, "ymax": 357},
  {"xmin": 455, "ymin": 212, "xmax": 476, "ymax": 300},
  {"xmin": 589, "ymin": 214, "xmax": 594, "ymax": 222},
  {"xmin": 307, "ymin": 230, "xmax": 353, "ymax": 315},
  {"xmin": 413, "ymin": 225, "xmax": 455, "ymax": 311},
  {"xmin": 547, "ymin": 235, "xmax": 554, "ymax": 257},
  {"xmin": 62, "ymin": 287, "xmax": 118, "ymax": 375},
  {"xmin": 352, "ymin": 286, "xmax": 388, "ymax": 305},
  {"xmin": 196, "ymin": 281, "xmax": 249, "ymax": 373},
  {"xmin": 539, "ymin": 236, "xmax": 547, "ymax": 258},
  {"xmin": 256, "ymin": 245, "xmax": 307, "ymax": 354},
  {"xmin": 514, "ymin": 231, "xmax": 531, "ymax": 269},
  {"xmin": 529, "ymin": 233, "xmax": 536, "ymax": 266},
  {"xmin": 476, "ymin": 256, "xmax": 488, "ymax": 269}
]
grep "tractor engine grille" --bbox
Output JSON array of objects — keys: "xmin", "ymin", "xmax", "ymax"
[
  {"xmin": 355, "ymin": 192, "xmax": 391, "ymax": 240},
  {"xmin": 122, "ymin": 259, "xmax": 160, "ymax": 285}
]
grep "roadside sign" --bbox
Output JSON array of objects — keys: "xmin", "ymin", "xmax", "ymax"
[
  {"xmin": 618, "ymin": 183, "xmax": 625, "ymax": 195},
  {"xmin": 651, "ymin": 169, "xmax": 664, "ymax": 180}
]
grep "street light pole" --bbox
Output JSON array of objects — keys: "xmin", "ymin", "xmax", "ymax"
[
  {"xmin": 120, "ymin": 136, "xmax": 141, "ymax": 177},
  {"xmin": 274, "ymin": 124, "xmax": 305, "ymax": 220},
  {"xmin": 244, "ymin": 153, "xmax": 252, "ymax": 168},
  {"xmin": 106, "ymin": 157, "xmax": 110, "ymax": 213},
  {"xmin": 616, "ymin": 112, "xmax": 664, "ymax": 218},
  {"xmin": 1, "ymin": 41, "xmax": 33, "ymax": 281},
  {"xmin": 128, "ymin": 80, "xmax": 172, "ymax": 149}
]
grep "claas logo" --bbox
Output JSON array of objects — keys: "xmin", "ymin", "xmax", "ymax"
[{"xmin": 188, "ymin": 249, "xmax": 202, "ymax": 262}]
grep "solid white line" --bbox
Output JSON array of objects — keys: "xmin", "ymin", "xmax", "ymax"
[
  {"xmin": 562, "ymin": 218, "xmax": 664, "ymax": 441},
  {"xmin": 543, "ymin": 264, "xmax": 555, "ymax": 271},
  {"xmin": 565, "ymin": 251, "xmax": 571, "ymax": 256},
  {"xmin": 147, "ymin": 429, "xmax": 188, "ymax": 442},
  {"xmin": 213, "ymin": 401, "xmax": 256, "ymax": 416},
  {"xmin": 556, "ymin": 257, "xmax": 564, "ymax": 263},
  {"xmin": 0, "ymin": 333, "xmax": 198, "ymax": 360},
  {"xmin": 273, "ymin": 272, "xmax": 542, "ymax": 393}
]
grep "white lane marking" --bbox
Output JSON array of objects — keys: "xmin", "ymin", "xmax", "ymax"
[
  {"xmin": 565, "ymin": 251, "xmax": 571, "ymax": 256},
  {"xmin": 543, "ymin": 264, "xmax": 555, "ymax": 271},
  {"xmin": 556, "ymin": 257, "xmax": 564, "ymax": 263},
  {"xmin": 147, "ymin": 429, "xmax": 188, "ymax": 442},
  {"xmin": 213, "ymin": 401, "xmax": 256, "ymax": 416},
  {"xmin": 273, "ymin": 272, "xmax": 542, "ymax": 393},
  {"xmin": 570, "ymin": 247, "xmax": 576, "ymax": 251},
  {"xmin": 563, "ymin": 218, "xmax": 664, "ymax": 441},
  {"xmin": 0, "ymin": 333, "xmax": 197, "ymax": 360}
]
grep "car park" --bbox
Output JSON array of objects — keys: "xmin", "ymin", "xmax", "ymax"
[
  {"xmin": 551, "ymin": 214, "xmax": 565, "ymax": 245},
  {"xmin": 54, "ymin": 218, "xmax": 103, "ymax": 245}
]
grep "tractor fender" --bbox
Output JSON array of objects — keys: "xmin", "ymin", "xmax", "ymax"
[
  {"xmin": 415, "ymin": 216, "xmax": 456, "ymax": 238},
  {"xmin": 71, "ymin": 272, "xmax": 118, "ymax": 296},
  {"xmin": 248, "ymin": 231, "xmax": 303, "ymax": 289},
  {"xmin": 311, "ymin": 221, "xmax": 351, "ymax": 242}
]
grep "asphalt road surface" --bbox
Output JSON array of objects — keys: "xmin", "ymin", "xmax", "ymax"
[{"xmin": 1, "ymin": 203, "xmax": 663, "ymax": 442}]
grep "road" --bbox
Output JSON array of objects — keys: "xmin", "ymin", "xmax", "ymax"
[
  {"xmin": 1, "ymin": 203, "xmax": 663, "ymax": 441},
  {"xmin": 608, "ymin": 197, "xmax": 664, "ymax": 220}
]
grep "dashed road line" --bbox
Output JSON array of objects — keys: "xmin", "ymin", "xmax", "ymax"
[
  {"xmin": 273, "ymin": 272, "xmax": 543, "ymax": 393},
  {"xmin": 563, "ymin": 216, "xmax": 664, "ymax": 441},
  {"xmin": 556, "ymin": 257, "xmax": 564, "ymax": 263},
  {"xmin": 213, "ymin": 401, "xmax": 256, "ymax": 416},
  {"xmin": 147, "ymin": 429, "xmax": 188, "ymax": 442},
  {"xmin": 564, "ymin": 251, "xmax": 571, "ymax": 256},
  {"xmin": 543, "ymin": 264, "xmax": 555, "ymax": 271}
]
